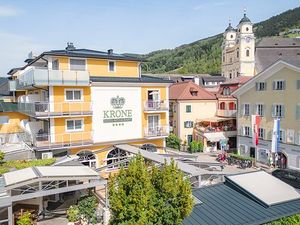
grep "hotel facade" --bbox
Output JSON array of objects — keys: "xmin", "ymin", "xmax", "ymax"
[{"xmin": 6, "ymin": 43, "xmax": 172, "ymax": 170}]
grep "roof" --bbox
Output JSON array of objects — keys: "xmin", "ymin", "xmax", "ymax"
[
  {"xmin": 222, "ymin": 76, "xmax": 252, "ymax": 85},
  {"xmin": 169, "ymin": 81, "xmax": 216, "ymax": 100},
  {"xmin": 202, "ymin": 76, "xmax": 226, "ymax": 82},
  {"xmin": 225, "ymin": 23, "xmax": 235, "ymax": 32},
  {"xmin": 255, "ymin": 38, "xmax": 300, "ymax": 73},
  {"xmin": 239, "ymin": 13, "xmax": 251, "ymax": 24},
  {"xmin": 90, "ymin": 75, "xmax": 173, "ymax": 84},
  {"xmin": 201, "ymin": 116, "xmax": 233, "ymax": 123},
  {"xmin": 3, "ymin": 166, "xmax": 99, "ymax": 187},
  {"xmin": 182, "ymin": 182, "xmax": 300, "ymax": 225},
  {"xmin": 226, "ymin": 171, "xmax": 300, "ymax": 206},
  {"xmin": 204, "ymin": 132, "xmax": 227, "ymax": 142}
]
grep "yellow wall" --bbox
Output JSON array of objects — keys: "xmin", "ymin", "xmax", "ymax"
[
  {"xmin": 238, "ymin": 67, "xmax": 300, "ymax": 140},
  {"xmin": 0, "ymin": 112, "xmax": 28, "ymax": 133},
  {"xmin": 53, "ymin": 117, "xmax": 92, "ymax": 143},
  {"xmin": 52, "ymin": 86, "xmax": 91, "ymax": 112},
  {"xmin": 56, "ymin": 57, "xmax": 139, "ymax": 77}
]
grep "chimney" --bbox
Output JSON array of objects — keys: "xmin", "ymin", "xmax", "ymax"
[
  {"xmin": 108, "ymin": 49, "xmax": 113, "ymax": 55},
  {"xmin": 66, "ymin": 42, "xmax": 76, "ymax": 51}
]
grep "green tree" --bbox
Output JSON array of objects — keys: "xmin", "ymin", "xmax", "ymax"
[
  {"xmin": 16, "ymin": 212, "xmax": 32, "ymax": 225},
  {"xmin": 109, "ymin": 154, "xmax": 193, "ymax": 225},
  {"xmin": 0, "ymin": 151, "xmax": 5, "ymax": 164},
  {"xmin": 264, "ymin": 214, "xmax": 300, "ymax": 225},
  {"xmin": 78, "ymin": 195, "xmax": 98, "ymax": 224},
  {"xmin": 67, "ymin": 205, "xmax": 79, "ymax": 222},
  {"xmin": 188, "ymin": 140, "xmax": 204, "ymax": 153},
  {"xmin": 166, "ymin": 134, "xmax": 181, "ymax": 150},
  {"xmin": 150, "ymin": 160, "xmax": 194, "ymax": 225},
  {"xmin": 109, "ymin": 154, "xmax": 155, "ymax": 225}
]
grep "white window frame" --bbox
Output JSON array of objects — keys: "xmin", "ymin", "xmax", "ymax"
[
  {"xmin": 52, "ymin": 59, "xmax": 59, "ymax": 70},
  {"xmin": 256, "ymin": 82, "xmax": 266, "ymax": 91},
  {"xmin": 108, "ymin": 60, "xmax": 116, "ymax": 72},
  {"xmin": 256, "ymin": 103, "xmax": 264, "ymax": 117},
  {"xmin": 244, "ymin": 126, "xmax": 251, "ymax": 137},
  {"xmin": 273, "ymin": 80, "xmax": 285, "ymax": 90},
  {"xmin": 147, "ymin": 114, "xmax": 161, "ymax": 127},
  {"xmin": 65, "ymin": 89, "xmax": 84, "ymax": 102},
  {"xmin": 258, "ymin": 128, "xmax": 265, "ymax": 139},
  {"xmin": 69, "ymin": 58, "xmax": 87, "ymax": 71},
  {"xmin": 65, "ymin": 118, "xmax": 84, "ymax": 132},
  {"xmin": 184, "ymin": 121, "xmax": 194, "ymax": 128},
  {"xmin": 186, "ymin": 105, "xmax": 192, "ymax": 113},
  {"xmin": 147, "ymin": 89, "xmax": 160, "ymax": 101},
  {"xmin": 272, "ymin": 104, "xmax": 285, "ymax": 118},
  {"xmin": 239, "ymin": 144, "xmax": 247, "ymax": 155},
  {"xmin": 243, "ymin": 103, "xmax": 250, "ymax": 116}
]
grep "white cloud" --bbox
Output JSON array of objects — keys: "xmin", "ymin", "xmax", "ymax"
[
  {"xmin": 0, "ymin": 31, "xmax": 46, "ymax": 76},
  {"xmin": 0, "ymin": 5, "xmax": 21, "ymax": 17}
]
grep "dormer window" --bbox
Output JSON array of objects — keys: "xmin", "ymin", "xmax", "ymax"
[
  {"xmin": 223, "ymin": 87, "xmax": 231, "ymax": 96},
  {"xmin": 190, "ymin": 88, "xmax": 198, "ymax": 96}
]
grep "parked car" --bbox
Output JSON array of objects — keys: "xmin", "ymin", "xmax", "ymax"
[{"xmin": 272, "ymin": 169, "xmax": 300, "ymax": 189}]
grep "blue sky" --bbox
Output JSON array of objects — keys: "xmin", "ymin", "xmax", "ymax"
[{"xmin": 0, "ymin": 0, "xmax": 299, "ymax": 75}]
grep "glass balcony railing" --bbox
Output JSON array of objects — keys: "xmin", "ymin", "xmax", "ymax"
[
  {"xmin": 144, "ymin": 100, "xmax": 169, "ymax": 112},
  {"xmin": 18, "ymin": 101, "xmax": 92, "ymax": 118},
  {"xmin": 144, "ymin": 125, "xmax": 169, "ymax": 138},
  {"xmin": 217, "ymin": 109, "xmax": 237, "ymax": 117},
  {"xmin": 17, "ymin": 68, "xmax": 90, "ymax": 88}
]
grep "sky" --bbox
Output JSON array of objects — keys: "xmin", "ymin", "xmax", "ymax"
[{"xmin": 0, "ymin": 0, "xmax": 299, "ymax": 76}]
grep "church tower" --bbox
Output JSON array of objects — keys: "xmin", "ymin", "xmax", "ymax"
[{"xmin": 221, "ymin": 11, "xmax": 255, "ymax": 79}]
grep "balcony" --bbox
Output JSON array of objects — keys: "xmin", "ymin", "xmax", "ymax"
[
  {"xmin": 144, "ymin": 125, "xmax": 169, "ymax": 138},
  {"xmin": 32, "ymin": 131, "xmax": 93, "ymax": 150},
  {"xmin": 144, "ymin": 100, "xmax": 169, "ymax": 112},
  {"xmin": 18, "ymin": 101, "xmax": 92, "ymax": 118},
  {"xmin": 194, "ymin": 118, "xmax": 237, "ymax": 137},
  {"xmin": 217, "ymin": 109, "xmax": 237, "ymax": 117},
  {"xmin": 17, "ymin": 68, "xmax": 90, "ymax": 89}
]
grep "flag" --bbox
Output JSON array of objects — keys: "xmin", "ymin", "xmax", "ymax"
[
  {"xmin": 251, "ymin": 115, "xmax": 260, "ymax": 146},
  {"xmin": 271, "ymin": 119, "xmax": 280, "ymax": 153}
]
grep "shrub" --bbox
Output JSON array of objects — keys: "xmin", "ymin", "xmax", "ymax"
[
  {"xmin": 67, "ymin": 205, "xmax": 79, "ymax": 222},
  {"xmin": 78, "ymin": 195, "xmax": 98, "ymax": 224},
  {"xmin": 188, "ymin": 140, "xmax": 204, "ymax": 153},
  {"xmin": 166, "ymin": 134, "xmax": 181, "ymax": 150},
  {"xmin": 0, "ymin": 151, "xmax": 5, "ymax": 164},
  {"xmin": 229, "ymin": 153, "xmax": 254, "ymax": 161},
  {"xmin": 16, "ymin": 211, "xmax": 32, "ymax": 225},
  {"xmin": 264, "ymin": 213, "xmax": 300, "ymax": 224},
  {"xmin": 0, "ymin": 167, "xmax": 9, "ymax": 174}
]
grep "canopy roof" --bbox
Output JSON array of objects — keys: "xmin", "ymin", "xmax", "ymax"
[
  {"xmin": 204, "ymin": 132, "xmax": 227, "ymax": 142},
  {"xmin": 201, "ymin": 116, "xmax": 233, "ymax": 123}
]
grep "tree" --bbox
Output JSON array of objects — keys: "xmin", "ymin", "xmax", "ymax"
[
  {"xmin": 67, "ymin": 205, "xmax": 79, "ymax": 222},
  {"xmin": 109, "ymin": 154, "xmax": 194, "ymax": 225},
  {"xmin": 188, "ymin": 140, "xmax": 204, "ymax": 153},
  {"xmin": 166, "ymin": 134, "xmax": 181, "ymax": 150},
  {"xmin": 78, "ymin": 195, "xmax": 98, "ymax": 224},
  {"xmin": 0, "ymin": 151, "xmax": 5, "ymax": 164},
  {"xmin": 264, "ymin": 214, "xmax": 300, "ymax": 225}
]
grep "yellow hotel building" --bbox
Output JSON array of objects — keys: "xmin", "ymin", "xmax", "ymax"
[{"xmin": 7, "ymin": 43, "xmax": 172, "ymax": 169}]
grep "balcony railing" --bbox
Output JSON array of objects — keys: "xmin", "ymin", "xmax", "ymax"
[
  {"xmin": 144, "ymin": 100, "xmax": 169, "ymax": 112},
  {"xmin": 217, "ymin": 109, "xmax": 237, "ymax": 117},
  {"xmin": 196, "ymin": 126, "xmax": 236, "ymax": 133},
  {"xmin": 17, "ymin": 68, "xmax": 90, "ymax": 88},
  {"xmin": 32, "ymin": 131, "xmax": 93, "ymax": 150},
  {"xmin": 144, "ymin": 125, "xmax": 169, "ymax": 138},
  {"xmin": 18, "ymin": 101, "xmax": 92, "ymax": 118}
]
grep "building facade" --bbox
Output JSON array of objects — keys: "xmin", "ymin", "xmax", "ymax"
[
  {"xmin": 169, "ymin": 81, "xmax": 217, "ymax": 144},
  {"xmin": 221, "ymin": 13, "xmax": 255, "ymax": 79},
  {"xmin": 233, "ymin": 61, "xmax": 300, "ymax": 170},
  {"xmin": 7, "ymin": 43, "xmax": 172, "ymax": 170}
]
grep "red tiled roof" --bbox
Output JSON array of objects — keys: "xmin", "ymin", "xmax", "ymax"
[
  {"xmin": 222, "ymin": 76, "xmax": 252, "ymax": 85},
  {"xmin": 169, "ymin": 81, "xmax": 216, "ymax": 100}
]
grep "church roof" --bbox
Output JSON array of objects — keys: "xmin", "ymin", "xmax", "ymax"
[
  {"xmin": 239, "ymin": 13, "xmax": 251, "ymax": 24},
  {"xmin": 225, "ymin": 23, "xmax": 235, "ymax": 32}
]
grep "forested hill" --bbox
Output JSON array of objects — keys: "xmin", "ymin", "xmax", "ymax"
[{"xmin": 132, "ymin": 7, "xmax": 300, "ymax": 74}]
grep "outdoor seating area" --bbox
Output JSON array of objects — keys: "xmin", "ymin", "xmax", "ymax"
[{"xmin": 195, "ymin": 118, "xmax": 236, "ymax": 133}]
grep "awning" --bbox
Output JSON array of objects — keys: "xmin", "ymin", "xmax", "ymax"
[
  {"xmin": 201, "ymin": 116, "xmax": 232, "ymax": 123},
  {"xmin": 204, "ymin": 132, "xmax": 227, "ymax": 142}
]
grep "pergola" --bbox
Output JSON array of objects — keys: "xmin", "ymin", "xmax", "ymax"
[{"xmin": 0, "ymin": 166, "xmax": 107, "ymax": 225}]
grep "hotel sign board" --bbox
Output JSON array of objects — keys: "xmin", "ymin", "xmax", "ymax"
[{"xmin": 91, "ymin": 87, "xmax": 142, "ymax": 143}]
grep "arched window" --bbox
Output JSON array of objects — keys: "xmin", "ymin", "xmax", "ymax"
[
  {"xmin": 106, "ymin": 148, "xmax": 128, "ymax": 169},
  {"xmin": 223, "ymin": 55, "xmax": 225, "ymax": 62},
  {"xmin": 230, "ymin": 34, "xmax": 233, "ymax": 38},
  {"xmin": 237, "ymin": 51, "xmax": 239, "ymax": 58},
  {"xmin": 219, "ymin": 102, "xmax": 225, "ymax": 110},
  {"xmin": 229, "ymin": 73, "xmax": 232, "ymax": 79},
  {"xmin": 77, "ymin": 150, "xmax": 96, "ymax": 168},
  {"xmin": 246, "ymin": 27, "xmax": 249, "ymax": 31},
  {"xmin": 246, "ymin": 49, "xmax": 250, "ymax": 57},
  {"xmin": 229, "ymin": 102, "xmax": 236, "ymax": 110}
]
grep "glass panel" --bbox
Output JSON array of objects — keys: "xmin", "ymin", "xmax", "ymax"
[
  {"xmin": 75, "ymin": 120, "xmax": 82, "ymax": 129},
  {"xmin": 66, "ymin": 91, "xmax": 74, "ymax": 100},
  {"xmin": 70, "ymin": 59, "xmax": 86, "ymax": 71},
  {"xmin": 52, "ymin": 59, "xmax": 59, "ymax": 70},
  {"xmin": 74, "ymin": 90, "xmax": 81, "ymax": 100},
  {"xmin": 109, "ymin": 61, "xmax": 115, "ymax": 71},
  {"xmin": 67, "ymin": 120, "xmax": 74, "ymax": 130},
  {"xmin": 0, "ymin": 116, "xmax": 9, "ymax": 124}
]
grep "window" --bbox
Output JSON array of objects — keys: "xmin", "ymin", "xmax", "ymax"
[
  {"xmin": 243, "ymin": 104, "xmax": 250, "ymax": 116},
  {"xmin": 246, "ymin": 49, "xmax": 250, "ymax": 57},
  {"xmin": 240, "ymin": 145, "xmax": 246, "ymax": 155},
  {"xmin": 298, "ymin": 132, "xmax": 300, "ymax": 145},
  {"xmin": 244, "ymin": 126, "xmax": 251, "ymax": 136},
  {"xmin": 70, "ymin": 59, "xmax": 86, "ymax": 71},
  {"xmin": 246, "ymin": 27, "xmax": 249, "ymax": 31},
  {"xmin": 236, "ymin": 51, "xmax": 239, "ymax": 58},
  {"xmin": 256, "ymin": 104, "xmax": 264, "ymax": 117},
  {"xmin": 0, "ymin": 116, "xmax": 9, "ymax": 124},
  {"xmin": 109, "ymin": 61, "xmax": 115, "ymax": 72},
  {"xmin": 229, "ymin": 102, "xmax": 236, "ymax": 110},
  {"xmin": 223, "ymin": 55, "xmax": 225, "ymax": 62},
  {"xmin": 256, "ymin": 82, "xmax": 267, "ymax": 91},
  {"xmin": 186, "ymin": 105, "xmax": 191, "ymax": 113},
  {"xmin": 65, "ymin": 90, "xmax": 83, "ymax": 101},
  {"xmin": 297, "ymin": 104, "xmax": 300, "ymax": 120},
  {"xmin": 66, "ymin": 119, "xmax": 83, "ymax": 132},
  {"xmin": 272, "ymin": 104, "xmax": 285, "ymax": 118},
  {"xmin": 219, "ymin": 102, "xmax": 225, "ymax": 110},
  {"xmin": 184, "ymin": 121, "xmax": 194, "ymax": 128},
  {"xmin": 223, "ymin": 87, "xmax": 231, "ymax": 95},
  {"xmin": 297, "ymin": 80, "xmax": 300, "ymax": 89},
  {"xmin": 52, "ymin": 59, "xmax": 59, "ymax": 70},
  {"xmin": 273, "ymin": 80, "xmax": 285, "ymax": 90},
  {"xmin": 258, "ymin": 128, "xmax": 265, "ymax": 139},
  {"xmin": 279, "ymin": 130, "xmax": 286, "ymax": 143}
]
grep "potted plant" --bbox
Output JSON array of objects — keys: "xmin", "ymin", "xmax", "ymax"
[{"xmin": 67, "ymin": 205, "xmax": 80, "ymax": 225}]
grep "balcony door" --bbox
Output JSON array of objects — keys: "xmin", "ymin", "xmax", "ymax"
[
  {"xmin": 147, "ymin": 90, "xmax": 160, "ymax": 109},
  {"xmin": 148, "ymin": 115, "xmax": 159, "ymax": 135}
]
